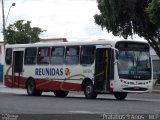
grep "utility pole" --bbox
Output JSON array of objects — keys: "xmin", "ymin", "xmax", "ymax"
[{"xmin": 2, "ymin": 0, "xmax": 6, "ymax": 46}]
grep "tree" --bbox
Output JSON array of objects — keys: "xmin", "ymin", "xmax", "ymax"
[
  {"xmin": 94, "ymin": 0, "xmax": 160, "ymax": 57},
  {"xmin": 5, "ymin": 20, "xmax": 44, "ymax": 44}
]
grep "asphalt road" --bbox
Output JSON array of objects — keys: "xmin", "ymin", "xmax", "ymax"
[{"xmin": 0, "ymin": 91, "xmax": 160, "ymax": 120}]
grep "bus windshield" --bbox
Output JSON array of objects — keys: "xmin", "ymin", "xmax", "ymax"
[{"xmin": 117, "ymin": 49, "xmax": 151, "ymax": 80}]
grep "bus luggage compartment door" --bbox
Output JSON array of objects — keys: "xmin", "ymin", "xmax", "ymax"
[{"xmin": 94, "ymin": 48, "xmax": 110, "ymax": 91}]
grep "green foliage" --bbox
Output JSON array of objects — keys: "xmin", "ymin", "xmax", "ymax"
[
  {"xmin": 146, "ymin": 0, "xmax": 160, "ymax": 26},
  {"xmin": 94, "ymin": 0, "xmax": 160, "ymax": 57},
  {"xmin": 5, "ymin": 20, "xmax": 44, "ymax": 44},
  {"xmin": 94, "ymin": 0, "xmax": 137, "ymax": 39}
]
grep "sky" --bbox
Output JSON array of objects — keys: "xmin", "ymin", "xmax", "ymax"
[{"xmin": 0, "ymin": 0, "xmax": 144, "ymax": 41}]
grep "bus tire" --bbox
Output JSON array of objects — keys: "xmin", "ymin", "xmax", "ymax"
[
  {"xmin": 113, "ymin": 92, "xmax": 128, "ymax": 100},
  {"xmin": 84, "ymin": 81, "xmax": 97, "ymax": 99},
  {"xmin": 53, "ymin": 91, "xmax": 69, "ymax": 97},
  {"xmin": 26, "ymin": 79, "xmax": 42, "ymax": 96}
]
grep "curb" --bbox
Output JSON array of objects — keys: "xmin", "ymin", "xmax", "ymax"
[
  {"xmin": 152, "ymin": 90, "xmax": 160, "ymax": 93},
  {"xmin": 0, "ymin": 84, "xmax": 5, "ymax": 88},
  {"xmin": 152, "ymin": 85, "xmax": 160, "ymax": 93}
]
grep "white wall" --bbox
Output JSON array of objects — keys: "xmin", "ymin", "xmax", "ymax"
[{"xmin": 0, "ymin": 43, "xmax": 4, "ymax": 65}]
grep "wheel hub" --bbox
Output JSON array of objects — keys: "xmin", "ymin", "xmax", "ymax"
[{"xmin": 86, "ymin": 85, "xmax": 92, "ymax": 95}]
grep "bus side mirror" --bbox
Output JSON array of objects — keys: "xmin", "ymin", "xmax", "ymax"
[
  {"xmin": 114, "ymin": 52, "xmax": 119, "ymax": 64},
  {"xmin": 115, "ymin": 50, "xmax": 119, "ymax": 59},
  {"xmin": 111, "ymin": 47, "xmax": 119, "ymax": 64}
]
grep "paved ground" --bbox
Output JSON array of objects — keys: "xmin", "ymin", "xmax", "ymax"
[
  {"xmin": 0, "ymin": 87, "xmax": 160, "ymax": 120},
  {"xmin": 0, "ymin": 83, "xmax": 160, "ymax": 120}
]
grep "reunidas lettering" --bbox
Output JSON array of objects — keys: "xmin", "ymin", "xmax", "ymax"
[{"xmin": 35, "ymin": 68, "xmax": 63, "ymax": 76}]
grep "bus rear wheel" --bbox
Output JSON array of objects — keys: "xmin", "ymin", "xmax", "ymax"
[
  {"xmin": 53, "ymin": 91, "xmax": 69, "ymax": 97},
  {"xmin": 26, "ymin": 79, "xmax": 42, "ymax": 96},
  {"xmin": 84, "ymin": 81, "xmax": 97, "ymax": 99},
  {"xmin": 113, "ymin": 92, "xmax": 128, "ymax": 100}
]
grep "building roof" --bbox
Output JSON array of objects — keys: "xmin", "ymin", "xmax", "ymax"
[{"xmin": 40, "ymin": 38, "xmax": 67, "ymax": 42}]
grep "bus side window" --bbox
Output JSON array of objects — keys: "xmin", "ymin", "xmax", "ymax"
[
  {"xmin": 24, "ymin": 47, "xmax": 37, "ymax": 65},
  {"xmin": 65, "ymin": 46, "xmax": 79, "ymax": 65},
  {"xmin": 37, "ymin": 47, "xmax": 50, "ymax": 64},
  {"xmin": 80, "ymin": 46, "xmax": 95, "ymax": 65},
  {"xmin": 5, "ymin": 48, "xmax": 12, "ymax": 65},
  {"xmin": 51, "ymin": 47, "xmax": 64, "ymax": 65}
]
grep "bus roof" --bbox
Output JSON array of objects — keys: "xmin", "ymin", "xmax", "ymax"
[{"xmin": 5, "ymin": 39, "xmax": 148, "ymax": 49}]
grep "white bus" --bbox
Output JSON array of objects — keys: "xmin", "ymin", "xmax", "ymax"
[{"xmin": 4, "ymin": 39, "xmax": 153, "ymax": 100}]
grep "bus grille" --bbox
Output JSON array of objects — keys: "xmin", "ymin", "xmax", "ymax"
[{"xmin": 123, "ymin": 87, "xmax": 148, "ymax": 91}]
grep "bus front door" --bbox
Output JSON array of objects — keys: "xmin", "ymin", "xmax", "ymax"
[
  {"xmin": 94, "ymin": 48, "xmax": 110, "ymax": 91},
  {"xmin": 12, "ymin": 51, "xmax": 24, "ymax": 88}
]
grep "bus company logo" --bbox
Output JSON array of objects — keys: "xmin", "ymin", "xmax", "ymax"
[
  {"xmin": 35, "ymin": 68, "xmax": 63, "ymax": 76},
  {"xmin": 65, "ymin": 68, "xmax": 70, "ymax": 76}
]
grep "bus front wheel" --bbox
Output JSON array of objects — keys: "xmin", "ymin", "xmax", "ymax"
[
  {"xmin": 26, "ymin": 79, "xmax": 42, "ymax": 96},
  {"xmin": 84, "ymin": 81, "xmax": 97, "ymax": 99},
  {"xmin": 113, "ymin": 92, "xmax": 128, "ymax": 100},
  {"xmin": 53, "ymin": 91, "xmax": 69, "ymax": 97}
]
